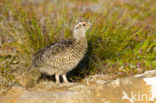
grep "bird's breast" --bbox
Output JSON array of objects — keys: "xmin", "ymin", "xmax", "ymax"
[{"xmin": 50, "ymin": 39, "xmax": 87, "ymax": 71}]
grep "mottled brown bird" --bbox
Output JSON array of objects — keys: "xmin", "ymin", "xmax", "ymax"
[{"xmin": 26, "ymin": 22, "xmax": 91, "ymax": 87}]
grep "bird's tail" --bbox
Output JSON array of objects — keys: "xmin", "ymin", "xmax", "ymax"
[{"xmin": 21, "ymin": 65, "xmax": 41, "ymax": 88}]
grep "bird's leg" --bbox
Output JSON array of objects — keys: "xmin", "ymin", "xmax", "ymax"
[
  {"xmin": 55, "ymin": 74, "xmax": 60, "ymax": 84},
  {"xmin": 62, "ymin": 74, "xmax": 68, "ymax": 83}
]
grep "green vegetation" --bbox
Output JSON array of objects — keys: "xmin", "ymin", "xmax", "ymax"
[{"xmin": 0, "ymin": 0, "xmax": 156, "ymax": 93}]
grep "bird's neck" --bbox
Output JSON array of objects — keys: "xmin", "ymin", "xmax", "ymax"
[
  {"xmin": 73, "ymin": 31, "xmax": 86, "ymax": 41},
  {"xmin": 74, "ymin": 36, "xmax": 88, "ymax": 48}
]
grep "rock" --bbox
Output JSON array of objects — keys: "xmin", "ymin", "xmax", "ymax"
[
  {"xmin": 4, "ymin": 85, "xmax": 27, "ymax": 96},
  {"xmin": 0, "ymin": 70, "xmax": 156, "ymax": 103}
]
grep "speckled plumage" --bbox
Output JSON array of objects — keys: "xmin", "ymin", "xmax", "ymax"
[
  {"xmin": 27, "ymin": 22, "xmax": 91, "ymax": 85},
  {"xmin": 32, "ymin": 38, "xmax": 87, "ymax": 75}
]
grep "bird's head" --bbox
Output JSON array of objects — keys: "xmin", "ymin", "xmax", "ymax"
[{"xmin": 73, "ymin": 22, "xmax": 91, "ymax": 39}]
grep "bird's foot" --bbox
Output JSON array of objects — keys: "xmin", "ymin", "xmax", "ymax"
[
  {"xmin": 55, "ymin": 74, "xmax": 60, "ymax": 84},
  {"xmin": 62, "ymin": 74, "xmax": 69, "ymax": 83}
]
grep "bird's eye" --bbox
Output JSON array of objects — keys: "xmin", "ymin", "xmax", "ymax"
[{"xmin": 82, "ymin": 24, "xmax": 86, "ymax": 26}]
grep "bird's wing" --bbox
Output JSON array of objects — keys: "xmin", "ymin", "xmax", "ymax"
[{"xmin": 32, "ymin": 39, "xmax": 76, "ymax": 66}]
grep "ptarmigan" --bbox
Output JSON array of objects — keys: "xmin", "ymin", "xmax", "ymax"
[{"xmin": 25, "ymin": 22, "xmax": 91, "ymax": 87}]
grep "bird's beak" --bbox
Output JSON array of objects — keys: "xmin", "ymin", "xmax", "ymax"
[{"xmin": 88, "ymin": 22, "xmax": 92, "ymax": 28}]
